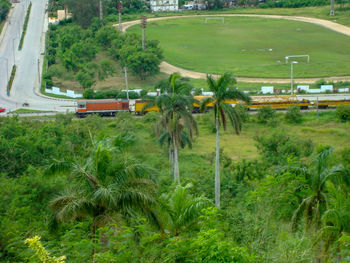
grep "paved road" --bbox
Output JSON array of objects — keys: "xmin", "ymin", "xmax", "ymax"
[{"xmin": 0, "ymin": 0, "xmax": 75, "ymax": 113}]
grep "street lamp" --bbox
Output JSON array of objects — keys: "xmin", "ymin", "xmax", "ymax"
[
  {"xmin": 0, "ymin": 57, "xmax": 9, "ymax": 84},
  {"xmin": 290, "ymin": 61, "xmax": 298, "ymax": 95}
]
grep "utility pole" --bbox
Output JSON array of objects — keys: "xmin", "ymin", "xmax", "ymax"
[
  {"xmin": 117, "ymin": 1, "xmax": 123, "ymax": 32},
  {"xmin": 290, "ymin": 61, "xmax": 298, "ymax": 95},
  {"xmin": 12, "ymin": 38, "xmax": 16, "ymax": 64},
  {"xmin": 330, "ymin": 0, "xmax": 335, "ymax": 16},
  {"xmin": 124, "ymin": 66, "xmax": 129, "ymax": 100},
  {"xmin": 141, "ymin": 16, "xmax": 147, "ymax": 50},
  {"xmin": 99, "ymin": 0, "xmax": 103, "ymax": 20},
  {"xmin": 316, "ymin": 96, "xmax": 319, "ymax": 120},
  {"xmin": 38, "ymin": 59, "xmax": 41, "ymax": 86}
]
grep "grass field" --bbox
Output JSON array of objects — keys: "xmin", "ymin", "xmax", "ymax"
[
  {"xmin": 128, "ymin": 16, "xmax": 350, "ymax": 78},
  {"xmin": 181, "ymin": 111, "xmax": 350, "ymax": 160}
]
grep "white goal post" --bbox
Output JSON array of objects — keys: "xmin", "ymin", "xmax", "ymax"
[
  {"xmin": 285, "ymin": 55, "xmax": 310, "ymax": 63},
  {"xmin": 205, "ymin": 17, "xmax": 225, "ymax": 24}
]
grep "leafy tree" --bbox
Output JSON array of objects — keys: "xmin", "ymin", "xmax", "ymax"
[
  {"xmin": 257, "ymin": 106, "xmax": 278, "ymax": 125},
  {"xmin": 95, "ymin": 25, "xmax": 121, "ymax": 48},
  {"xmin": 65, "ymin": 0, "xmax": 99, "ymax": 28},
  {"xmin": 75, "ymin": 69, "xmax": 95, "ymax": 89},
  {"xmin": 49, "ymin": 140, "xmax": 158, "ymax": 262},
  {"xmin": 0, "ymin": 0, "xmax": 10, "ymax": 22},
  {"xmin": 201, "ymin": 73, "xmax": 251, "ymax": 208}
]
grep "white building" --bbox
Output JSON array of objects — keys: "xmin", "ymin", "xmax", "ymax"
[{"xmin": 150, "ymin": 0, "xmax": 178, "ymax": 12}]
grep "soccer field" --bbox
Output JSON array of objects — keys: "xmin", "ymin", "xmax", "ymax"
[{"xmin": 128, "ymin": 17, "xmax": 350, "ymax": 78}]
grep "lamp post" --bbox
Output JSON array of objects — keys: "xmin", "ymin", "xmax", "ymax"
[
  {"xmin": 0, "ymin": 57, "xmax": 9, "ymax": 84},
  {"xmin": 290, "ymin": 61, "xmax": 298, "ymax": 94}
]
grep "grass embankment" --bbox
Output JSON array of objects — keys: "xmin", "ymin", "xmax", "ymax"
[
  {"xmin": 0, "ymin": 20, "xmax": 5, "ymax": 36},
  {"xmin": 183, "ymin": 111, "xmax": 350, "ymax": 161},
  {"xmin": 7, "ymin": 65, "xmax": 16, "ymax": 94},
  {"xmin": 128, "ymin": 16, "xmax": 350, "ymax": 78},
  {"xmin": 18, "ymin": 2, "xmax": 31, "ymax": 51},
  {"xmin": 12, "ymin": 108, "xmax": 52, "ymax": 113}
]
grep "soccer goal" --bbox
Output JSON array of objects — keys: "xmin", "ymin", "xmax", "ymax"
[{"xmin": 205, "ymin": 17, "xmax": 225, "ymax": 24}]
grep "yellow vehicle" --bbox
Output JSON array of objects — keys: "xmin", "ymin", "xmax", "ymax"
[
  {"xmin": 246, "ymin": 95, "xmax": 310, "ymax": 110},
  {"xmin": 317, "ymin": 99, "xmax": 350, "ymax": 109},
  {"xmin": 134, "ymin": 100, "xmax": 159, "ymax": 115}
]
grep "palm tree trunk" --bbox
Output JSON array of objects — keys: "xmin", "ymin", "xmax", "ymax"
[
  {"xmin": 215, "ymin": 116, "xmax": 220, "ymax": 208},
  {"xmin": 99, "ymin": 0, "xmax": 103, "ymax": 20},
  {"xmin": 173, "ymin": 137, "xmax": 180, "ymax": 183},
  {"xmin": 169, "ymin": 147, "xmax": 174, "ymax": 174},
  {"xmin": 91, "ymin": 222, "xmax": 96, "ymax": 263},
  {"xmin": 330, "ymin": 0, "xmax": 335, "ymax": 15}
]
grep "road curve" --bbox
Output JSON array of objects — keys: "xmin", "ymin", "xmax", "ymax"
[
  {"xmin": 0, "ymin": 0, "xmax": 76, "ymax": 112},
  {"xmin": 119, "ymin": 14, "xmax": 350, "ymax": 83}
]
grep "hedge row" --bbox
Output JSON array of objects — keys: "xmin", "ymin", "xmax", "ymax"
[
  {"xmin": 18, "ymin": 2, "xmax": 32, "ymax": 51},
  {"xmin": 7, "ymin": 65, "xmax": 16, "ymax": 94}
]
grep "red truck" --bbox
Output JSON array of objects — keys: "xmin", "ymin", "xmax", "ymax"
[{"xmin": 76, "ymin": 99, "xmax": 129, "ymax": 118}]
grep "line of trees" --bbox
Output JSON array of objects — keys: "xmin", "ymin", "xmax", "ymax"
[{"xmin": 44, "ymin": 20, "xmax": 162, "ymax": 90}]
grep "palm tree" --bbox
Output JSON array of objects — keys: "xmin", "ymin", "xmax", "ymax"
[
  {"xmin": 162, "ymin": 184, "xmax": 209, "ymax": 236},
  {"xmin": 201, "ymin": 73, "xmax": 251, "ymax": 208},
  {"xmin": 49, "ymin": 140, "xmax": 158, "ymax": 262},
  {"xmin": 318, "ymin": 184, "xmax": 350, "ymax": 262},
  {"xmin": 144, "ymin": 73, "xmax": 198, "ymax": 183},
  {"xmin": 292, "ymin": 147, "xmax": 338, "ymax": 231}
]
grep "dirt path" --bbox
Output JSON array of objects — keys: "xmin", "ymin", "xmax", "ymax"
[{"xmin": 118, "ymin": 14, "xmax": 350, "ymax": 83}]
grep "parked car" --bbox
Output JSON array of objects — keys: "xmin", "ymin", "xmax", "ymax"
[{"xmin": 0, "ymin": 107, "xmax": 5, "ymax": 113}]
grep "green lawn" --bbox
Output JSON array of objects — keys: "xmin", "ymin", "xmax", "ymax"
[
  {"xmin": 182, "ymin": 112, "xmax": 350, "ymax": 160},
  {"xmin": 128, "ymin": 16, "xmax": 350, "ymax": 78}
]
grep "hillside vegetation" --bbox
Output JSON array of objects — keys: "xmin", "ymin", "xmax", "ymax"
[{"xmin": 1, "ymin": 106, "xmax": 350, "ymax": 262}]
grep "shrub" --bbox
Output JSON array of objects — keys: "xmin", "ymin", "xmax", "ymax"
[
  {"xmin": 117, "ymin": 91, "xmax": 139, "ymax": 99},
  {"xmin": 143, "ymin": 112, "xmax": 160, "ymax": 123},
  {"xmin": 285, "ymin": 106, "xmax": 302, "ymax": 123},
  {"xmin": 257, "ymin": 106, "xmax": 278, "ymax": 126},
  {"xmin": 255, "ymin": 131, "xmax": 314, "ymax": 164},
  {"xmin": 235, "ymin": 104, "xmax": 249, "ymax": 123},
  {"xmin": 336, "ymin": 105, "xmax": 350, "ymax": 122}
]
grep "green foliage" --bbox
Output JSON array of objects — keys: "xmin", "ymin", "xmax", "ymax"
[
  {"xmin": 7, "ymin": 65, "xmax": 16, "ymax": 94},
  {"xmin": 255, "ymin": 130, "xmax": 314, "ymax": 164},
  {"xmin": 0, "ymin": 0, "xmax": 10, "ymax": 22},
  {"xmin": 260, "ymin": 0, "xmax": 328, "ymax": 8},
  {"xmin": 65, "ymin": 0, "xmax": 99, "ymax": 28},
  {"xmin": 285, "ymin": 106, "xmax": 303, "ymax": 123},
  {"xmin": 336, "ymin": 105, "xmax": 350, "ymax": 122},
  {"xmin": 25, "ymin": 236, "xmax": 66, "ymax": 263},
  {"xmin": 18, "ymin": 2, "xmax": 32, "ymax": 50},
  {"xmin": 257, "ymin": 106, "xmax": 278, "ymax": 126}
]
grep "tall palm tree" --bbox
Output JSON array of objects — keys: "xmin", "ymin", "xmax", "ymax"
[
  {"xmin": 201, "ymin": 72, "xmax": 251, "ymax": 208},
  {"xmin": 144, "ymin": 73, "xmax": 198, "ymax": 183},
  {"xmin": 49, "ymin": 140, "xmax": 158, "ymax": 262}
]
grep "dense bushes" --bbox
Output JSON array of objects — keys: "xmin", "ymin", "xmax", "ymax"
[
  {"xmin": 336, "ymin": 105, "xmax": 350, "ymax": 122},
  {"xmin": 260, "ymin": 0, "xmax": 328, "ymax": 8},
  {"xmin": 0, "ymin": 0, "xmax": 10, "ymax": 23},
  {"xmin": 285, "ymin": 106, "xmax": 303, "ymax": 123}
]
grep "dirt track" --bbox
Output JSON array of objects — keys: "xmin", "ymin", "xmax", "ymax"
[{"xmin": 118, "ymin": 14, "xmax": 350, "ymax": 83}]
